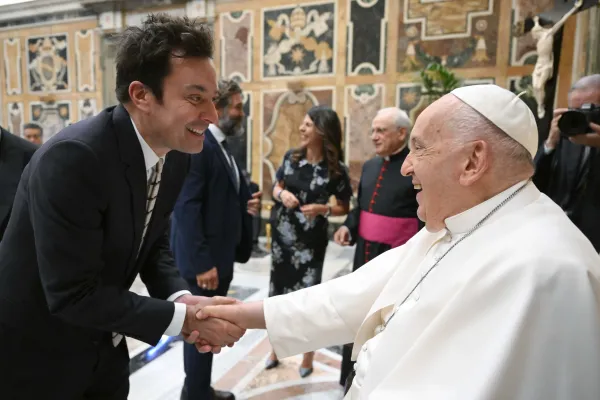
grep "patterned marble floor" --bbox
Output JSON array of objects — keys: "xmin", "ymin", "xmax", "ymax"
[{"xmin": 128, "ymin": 240, "xmax": 354, "ymax": 400}]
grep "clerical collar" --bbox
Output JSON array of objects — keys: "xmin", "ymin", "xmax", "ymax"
[
  {"xmin": 209, "ymin": 124, "xmax": 227, "ymax": 144},
  {"xmin": 444, "ymin": 180, "xmax": 540, "ymax": 235},
  {"xmin": 130, "ymin": 117, "xmax": 161, "ymax": 172},
  {"xmin": 384, "ymin": 142, "xmax": 407, "ymax": 161}
]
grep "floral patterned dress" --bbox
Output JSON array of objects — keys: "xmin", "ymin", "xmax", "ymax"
[{"xmin": 269, "ymin": 150, "xmax": 352, "ymax": 296}]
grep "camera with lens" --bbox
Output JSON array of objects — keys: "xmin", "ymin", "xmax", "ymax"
[{"xmin": 558, "ymin": 103, "xmax": 600, "ymax": 136}]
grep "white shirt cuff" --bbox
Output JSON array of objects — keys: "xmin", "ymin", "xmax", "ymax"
[
  {"xmin": 167, "ymin": 290, "xmax": 191, "ymax": 302},
  {"xmin": 543, "ymin": 143, "xmax": 555, "ymax": 154},
  {"xmin": 163, "ymin": 290, "xmax": 192, "ymax": 336}
]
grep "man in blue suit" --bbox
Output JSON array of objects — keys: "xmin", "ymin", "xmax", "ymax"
[{"xmin": 171, "ymin": 79, "xmax": 261, "ymax": 400}]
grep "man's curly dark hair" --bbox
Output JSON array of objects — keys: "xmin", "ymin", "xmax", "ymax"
[
  {"xmin": 214, "ymin": 79, "xmax": 242, "ymax": 110},
  {"xmin": 115, "ymin": 13, "xmax": 214, "ymax": 104}
]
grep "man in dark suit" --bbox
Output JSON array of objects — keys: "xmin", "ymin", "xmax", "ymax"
[
  {"xmin": 0, "ymin": 15, "xmax": 244, "ymax": 400},
  {"xmin": 0, "ymin": 126, "xmax": 37, "ymax": 241},
  {"xmin": 533, "ymin": 74, "xmax": 600, "ymax": 251},
  {"xmin": 171, "ymin": 79, "xmax": 261, "ymax": 400}
]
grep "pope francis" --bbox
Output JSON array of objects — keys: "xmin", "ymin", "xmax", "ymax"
[{"xmin": 197, "ymin": 84, "xmax": 600, "ymax": 399}]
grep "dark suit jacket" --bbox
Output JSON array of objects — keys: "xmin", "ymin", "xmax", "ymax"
[
  {"xmin": 170, "ymin": 129, "xmax": 253, "ymax": 282},
  {"xmin": 0, "ymin": 105, "xmax": 189, "ymax": 349},
  {"xmin": 534, "ymin": 138, "xmax": 600, "ymax": 251},
  {"xmin": 0, "ymin": 127, "xmax": 37, "ymax": 241}
]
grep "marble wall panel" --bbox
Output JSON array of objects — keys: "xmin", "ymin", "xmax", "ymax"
[
  {"xmin": 344, "ymin": 84, "xmax": 384, "ymax": 191},
  {"xmin": 30, "ymin": 100, "xmax": 71, "ymax": 141},
  {"xmin": 78, "ymin": 98, "xmax": 97, "ymax": 120},
  {"xmin": 6, "ymin": 102, "xmax": 24, "ymax": 137},
  {"xmin": 4, "ymin": 38, "xmax": 22, "ymax": 95},
  {"xmin": 220, "ymin": 10, "xmax": 253, "ymax": 82},
  {"xmin": 27, "ymin": 34, "xmax": 69, "ymax": 93},
  {"xmin": 347, "ymin": 0, "xmax": 387, "ymax": 76},
  {"xmin": 397, "ymin": 0, "xmax": 499, "ymax": 72},
  {"xmin": 262, "ymin": 1, "xmax": 336, "ymax": 79},
  {"xmin": 75, "ymin": 30, "xmax": 95, "ymax": 92},
  {"xmin": 261, "ymin": 87, "xmax": 334, "ymax": 194}
]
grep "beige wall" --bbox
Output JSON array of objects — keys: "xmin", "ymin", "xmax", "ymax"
[
  {"xmin": 0, "ymin": 18, "xmax": 103, "ymax": 141},
  {"xmin": 212, "ymin": 0, "xmax": 593, "ymax": 197}
]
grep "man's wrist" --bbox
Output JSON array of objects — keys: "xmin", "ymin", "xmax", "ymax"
[{"xmin": 544, "ymin": 141, "xmax": 556, "ymax": 154}]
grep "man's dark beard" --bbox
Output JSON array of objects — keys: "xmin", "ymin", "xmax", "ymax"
[{"xmin": 219, "ymin": 116, "xmax": 244, "ymax": 137}]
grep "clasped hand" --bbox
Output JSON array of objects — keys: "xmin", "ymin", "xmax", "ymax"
[{"xmin": 177, "ymin": 295, "xmax": 246, "ymax": 354}]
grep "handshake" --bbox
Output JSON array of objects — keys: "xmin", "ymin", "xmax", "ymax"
[{"xmin": 176, "ymin": 294, "xmax": 263, "ymax": 353}]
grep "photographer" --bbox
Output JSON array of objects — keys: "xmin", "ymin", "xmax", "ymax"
[{"xmin": 533, "ymin": 74, "xmax": 600, "ymax": 251}]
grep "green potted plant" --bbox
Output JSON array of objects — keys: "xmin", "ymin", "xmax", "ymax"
[{"xmin": 419, "ymin": 62, "xmax": 461, "ymax": 101}]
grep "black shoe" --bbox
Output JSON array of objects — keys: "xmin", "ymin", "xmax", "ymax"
[
  {"xmin": 265, "ymin": 358, "xmax": 279, "ymax": 369},
  {"xmin": 299, "ymin": 366, "xmax": 313, "ymax": 378},
  {"xmin": 212, "ymin": 389, "xmax": 235, "ymax": 400}
]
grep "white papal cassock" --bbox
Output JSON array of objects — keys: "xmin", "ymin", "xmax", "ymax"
[{"xmin": 263, "ymin": 181, "xmax": 600, "ymax": 399}]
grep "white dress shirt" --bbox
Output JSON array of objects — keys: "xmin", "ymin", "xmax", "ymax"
[{"xmin": 131, "ymin": 118, "xmax": 191, "ymax": 337}]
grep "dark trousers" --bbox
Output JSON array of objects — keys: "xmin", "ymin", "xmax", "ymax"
[
  {"xmin": 183, "ymin": 277, "xmax": 232, "ymax": 400},
  {"xmin": 0, "ymin": 322, "xmax": 130, "ymax": 400}
]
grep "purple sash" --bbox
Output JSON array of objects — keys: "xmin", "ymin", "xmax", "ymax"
[{"xmin": 358, "ymin": 210, "xmax": 419, "ymax": 248}]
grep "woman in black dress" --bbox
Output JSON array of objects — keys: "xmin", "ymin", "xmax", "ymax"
[{"xmin": 267, "ymin": 105, "xmax": 352, "ymax": 377}]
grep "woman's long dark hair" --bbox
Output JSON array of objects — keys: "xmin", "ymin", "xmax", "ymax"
[{"xmin": 290, "ymin": 105, "xmax": 343, "ymax": 179}]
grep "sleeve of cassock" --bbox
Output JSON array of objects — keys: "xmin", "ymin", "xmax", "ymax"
[
  {"xmin": 369, "ymin": 252, "xmax": 600, "ymax": 399},
  {"xmin": 263, "ymin": 246, "xmax": 405, "ymax": 359}
]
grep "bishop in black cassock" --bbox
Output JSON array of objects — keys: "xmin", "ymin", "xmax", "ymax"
[{"xmin": 335, "ymin": 108, "xmax": 421, "ymax": 388}]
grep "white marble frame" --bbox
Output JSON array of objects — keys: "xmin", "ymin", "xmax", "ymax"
[
  {"xmin": 3, "ymin": 37, "xmax": 22, "ymax": 95},
  {"xmin": 75, "ymin": 30, "xmax": 96, "ymax": 92}
]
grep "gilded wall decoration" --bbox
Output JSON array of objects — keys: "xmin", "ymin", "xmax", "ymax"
[
  {"xmin": 7, "ymin": 102, "xmax": 24, "ymax": 137},
  {"xmin": 344, "ymin": 84, "xmax": 385, "ymax": 191},
  {"xmin": 75, "ymin": 30, "xmax": 95, "ymax": 92},
  {"xmin": 220, "ymin": 10, "xmax": 253, "ymax": 82},
  {"xmin": 262, "ymin": 2, "xmax": 336, "ymax": 78},
  {"xmin": 227, "ymin": 92, "xmax": 252, "ymax": 172},
  {"xmin": 510, "ymin": 0, "xmax": 554, "ymax": 66},
  {"xmin": 3, "ymin": 38, "xmax": 22, "ymax": 95},
  {"xmin": 30, "ymin": 101, "xmax": 71, "ymax": 141},
  {"xmin": 27, "ymin": 34, "xmax": 69, "ymax": 92},
  {"xmin": 347, "ymin": 0, "xmax": 388, "ymax": 76},
  {"xmin": 398, "ymin": 0, "xmax": 500, "ymax": 72},
  {"xmin": 78, "ymin": 98, "xmax": 97, "ymax": 120},
  {"xmin": 261, "ymin": 87, "xmax": 334, "ymax": 194}
]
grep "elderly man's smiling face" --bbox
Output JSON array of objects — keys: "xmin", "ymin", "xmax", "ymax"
[{"xmin": 400, "ymin": 96, "xmax": 475, "ymax": 232}]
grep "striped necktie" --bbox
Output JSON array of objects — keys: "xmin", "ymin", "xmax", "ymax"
[
  {"xmin": 113, "ymin": 158, "xmax": 164, "ymax": 348},
  {"xmin": 141, "ymin": 158, "xmax": 164, "ymax": 247}
]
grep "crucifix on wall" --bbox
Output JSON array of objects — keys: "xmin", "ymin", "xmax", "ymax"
[{"xmin": 530, "ymin": 0, "xmax": 584, "ymax": 119}]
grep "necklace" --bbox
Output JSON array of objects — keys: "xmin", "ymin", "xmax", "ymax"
[{"xmin": 375, "ymin": 179, "xmax": 531, "ymax": 335}]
